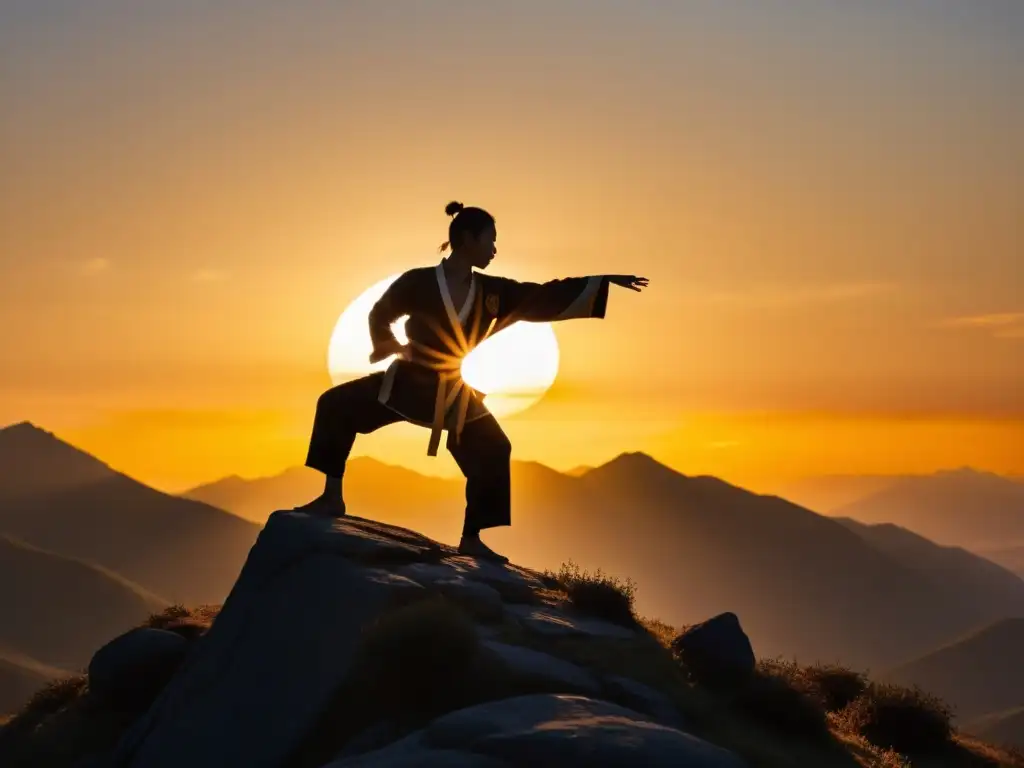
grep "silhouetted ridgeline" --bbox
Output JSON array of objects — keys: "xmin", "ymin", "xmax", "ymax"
[
  {"xmin": 0, "ymin": 423, "xmax": 260, "ymax": 605},
  {"xmin": 0, "ymin": 533, "xmax": 165, "ymax": 673},
  {"xmin": 836, "ymin": 469, "xmax": 1024, "ymax": 550},
  {"xmin": 884, "ymin": 618, "xmax": 1024, "ymax": 729},
  {"xmin": 186, "ymin": 451, "xmax": 1024, "ymax": 671},
  {"xmin": 3, "ymin": 422, "xmax": 1024, "ymax": 763}
]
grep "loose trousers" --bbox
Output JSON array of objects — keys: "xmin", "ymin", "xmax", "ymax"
[{"xmin": 304, "ymin": 372, "xmax": 512, "ymax": 531}]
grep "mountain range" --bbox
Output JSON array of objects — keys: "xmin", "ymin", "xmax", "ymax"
[
  {"xmin": 775, "ymin": 474, "xmax": 900, "ymax": 513},
  {"xmin": 975, "ymin": 544, "xmax": 1024, "ymax": 580},
  {"xmin": 4, "ymin": 419, "xmax": 1024, "ymax": 717},
  {"xmin": 779, "ymin": 470, "xmax": 1024, "ymax": 516},
  {"xmin": 965, "ymin": 707, "xmax": 1024, "ymax": 751},
  {"xmin": 182, "ymin": 460, "xmax": 456, "ymax": 525},
  {"xmin": 0, "ymin": 532, "xmax": 166, "ymax": 670},
  {"xmin": 187, "ymin": 451, "xmax": 1024, "ymax": 671},
  {"xmin": 784, "ymin": 469, "xmax": 1024, "ymax": 579},
  {"xmin": 0, "ymin": 422, "xmax": 260, "ymax": 605},
  {"xmin": 834, "ymin": 469, "xmax": 1024, "ymax": 550},
  {"xmin": 0, "ymin": 648, "xmax": 66, "ymax": 718},
  {"xmin": 835, "ymin": 518, "xmax": 1024, "ymax": 621},
  {"xmin": 884, "ymin": 617, "xmax": 1024, "ymax": 747}
]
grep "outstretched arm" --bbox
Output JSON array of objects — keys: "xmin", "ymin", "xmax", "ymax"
[{"xmin": 495, "ymin": 274, "xmax": 648, "ymax": 326}]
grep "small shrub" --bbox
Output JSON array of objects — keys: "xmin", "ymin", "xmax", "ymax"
[
  {"xmin": 801, "ymin": 663, "xmax": 868, "ymax": 712},
  {"xmin": 0, "ymin": 691, "xmax": 134, "ymax": 768},
  {"xmin": 0, "ymin": 675, "xmax": 94, "ymax": 766},
  {"xmin": 13, "ymin": 676, "xmax": 88, "ymax": 727},
  {"xmin": 144, "ymin": 604, "xmax": 191, "ymax": 628},
  {"xmin": 291, "ymin": 597, "xmax": 487, "ymax": 768},
  {"xmin": 546, "ymin": 560, "xmax": 638, "ymax": 627},
  {"xmin": 640, "ymin": 617, "xmax": 677, "ymax": 648},
  {"xmin": 354, "ymin": 595, "xmax": 482, "ymax": 720},
  {"xmin": 840, "ymin": 682, "xmax": 953, "ymax": 755},
  {"xmin": 730, "ymin": 661, "xmax": 831, "ymax": 744},
  {"xmin": 143, "ymin": 604, "xmax": 219, "ymax": 640}
]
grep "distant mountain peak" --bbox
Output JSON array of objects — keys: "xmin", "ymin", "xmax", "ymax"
[
  {"xmin": 1, "ymin": 420, "xmax": 79, "ymax": 449},
  {"xmin": 883, "ymin": 465, "xmax": 1023, "ymax": 498},
  {"xmin": 1, "ymin": 420, "xmax": 49, "ymax": 437},
  {"xmin": 934, "ymin": 466, "xmax": 998, "ymax": 479},
  {"xmin": 581, "ymin": 452, "xmax": 690, "ymax": 488},
  {"xmin": 600, "ymin": 451, "xmax": 679, "ymax": 473},
  {"xmin": 0, "ymin": 420, "xmax": 115, "ymax": 497},
  {"xmin": 836, "ymin": 466, "xmax": 1024, "ymax": 550},
  {"xmin": 0, "ymin": 421, "xmax": 93, "ymax": 454}
]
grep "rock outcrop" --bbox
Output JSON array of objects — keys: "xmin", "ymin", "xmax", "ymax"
[
  {"xmin": 326, "ymin": 694, "xmax": 742, "ymax": 767},
  {"xmin": 100, "ymin": 511, "xmax": 745, "ymax": 767},
  {"xmin": 672, "ymin": 612, "xmax": 756, "ymax": 689},
  {"xmin": 88, "ymin": 629, "xmax": 189, "ymax": 711}
]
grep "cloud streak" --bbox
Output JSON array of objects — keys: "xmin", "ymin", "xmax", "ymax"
[
  {"xmin": 942, "ymin": 312, "xmax": 1024, "ymax": 340},
  {"xmin": 81, "ymin": 258, "xmax": 111, "ymax": 274}
]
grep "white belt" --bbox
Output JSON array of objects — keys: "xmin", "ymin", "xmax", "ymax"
[{"xmin": 377, "ymin": 361, "xmax": 472, "ymax": 457}]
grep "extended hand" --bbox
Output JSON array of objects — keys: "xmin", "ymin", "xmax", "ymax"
[{"xmin": 608, "ymin": 275, "xmax": 649, "ymax": 292}]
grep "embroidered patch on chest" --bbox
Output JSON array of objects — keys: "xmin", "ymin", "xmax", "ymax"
[{"xmin": 485, "ymin": 293, "xmax": 500, "ymax": 315}]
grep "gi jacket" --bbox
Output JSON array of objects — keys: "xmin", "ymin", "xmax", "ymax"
[{"xmin": 368, "ymin": 262, "xmax": 611, "ymax": 455}]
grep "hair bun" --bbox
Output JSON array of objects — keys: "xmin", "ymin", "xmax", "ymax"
[{"xmin": 445, "ymin": 201, "xmax": 464, "ymax": 217}]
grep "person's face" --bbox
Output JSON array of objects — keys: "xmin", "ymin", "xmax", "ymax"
[{"xmin": 466, "ymin": 224, "xmax": 497, "ymax": 269}]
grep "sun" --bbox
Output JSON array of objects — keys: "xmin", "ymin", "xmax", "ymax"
[{"xmin": 327, "ymin": 274, "xmax": 560, "ymax": 418}]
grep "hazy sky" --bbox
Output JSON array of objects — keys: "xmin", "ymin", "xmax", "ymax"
[{"xmin": 1, "ymin": 1, "xmax": 1021, "ymax": 491}]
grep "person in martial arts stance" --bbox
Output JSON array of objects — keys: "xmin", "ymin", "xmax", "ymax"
[{"xmin": 297, "ymin": 201, "xmax": 648, "ymax": 561}]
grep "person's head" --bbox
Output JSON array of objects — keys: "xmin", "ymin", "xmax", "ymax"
[{"xmin": 439, "ymin": 201, "xmax": 496, "ymax": 269}]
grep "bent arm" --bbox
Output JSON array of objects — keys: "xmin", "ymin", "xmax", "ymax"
[
  {"xmin": 368, "ymin": 272, "xmax": 414, "ymax": 358},
  {"xmin": 498, "ymin": 275, "xmax": 610, "ymax": 325}
]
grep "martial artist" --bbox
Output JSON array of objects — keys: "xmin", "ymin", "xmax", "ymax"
[{"xmin": 297, "ymin": 201, "xmax": 648, "ymax": 562}]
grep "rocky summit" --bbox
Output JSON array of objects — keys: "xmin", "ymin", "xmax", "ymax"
[
  {"xmin": 5, "ymin": 507, "xmax": 1024, "ymax": 767},
  {"xmin": 95, "ymin": 511, "xmax": 743, "ymax": 768}
]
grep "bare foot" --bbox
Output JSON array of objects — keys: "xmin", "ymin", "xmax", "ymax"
[
  {"xmin": 458, "ymin": 535, "xmax": 509, "ymax": 564},
  {"xmin": 292, "ymin": 495, "xmax": 347, "ymax": 518}
]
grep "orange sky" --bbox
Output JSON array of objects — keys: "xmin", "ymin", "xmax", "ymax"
[{"xmin": 1, "ymin": 2, "xmax": 1021, "ymax": 493}]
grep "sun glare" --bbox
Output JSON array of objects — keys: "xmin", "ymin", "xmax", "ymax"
[{"xmin": 327, "ymin": 274, "xmax": 559, "ymax": 418}]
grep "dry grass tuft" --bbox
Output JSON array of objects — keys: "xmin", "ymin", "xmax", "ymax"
[
  {"xmin": 728, "ymin": 660, "xmax": 832, "ymax": 744},
  {"xmin": 354, "ymin": 595, "xmax": 482, "ymax": 719},
  {"xmin": 802, "ymin": 664, "xmax": 869, "ymax": 713},
  {"xmin": 143, "ymin": 604, "xmax": 220, "ymax": 640},
  {"xmin": 6, "ymin": 676, "xmax": 88, "ymax": 731},
  {"xmin": 545, "ymin": 560, "xmax": 638, "ymax": 627},
  {"xmin": 838, "ymin": 682, "xmax": 953, "ymax": 756},
  {"xmin": 0, "ymin": 675, "xmax": 135, "ymax": 768}
]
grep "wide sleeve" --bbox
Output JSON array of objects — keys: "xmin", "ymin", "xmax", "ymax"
[
  {"xmin": 367, "ymin": 271, "xmax": 416, "ymax": 352},
  {"xmin": 495, "ymin": 275, "xmax": 610, "ymax": 325}
]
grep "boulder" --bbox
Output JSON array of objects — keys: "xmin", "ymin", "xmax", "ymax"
[
  {"xmin": 482, "ymin": 641, "xmax": 601, "ymax": 696},
  {"xmin": 88, "ymin": 628, "xmax": 189, "ymax": 711},
  {"xmin": 105, "ymin": 512, "xmax": 431, "ymax": 768},
  {"xmin": 602, "ymin": 675, "xmax": 686, "ymax": 729},
  {"xmin": 505, "ymin": 604, "xmax": 638, "ymax": 640},
  {"xmin": 329, "ymin": 695, "xmax": 745, "ymax": 767},
  {"xmin": 97, "ymin": 512, "xmax": 753, "ymax": 767},
  {"xmin": 671, "ymin": 612, "xmax": 755, "ymax": 688},
  {"xmin": 432, "ymin": 577, "xmax": 505, "ymax": 623},
  {"xmin": 442, "ymin": 557, "xmax": 545, "ymax": 603}
]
